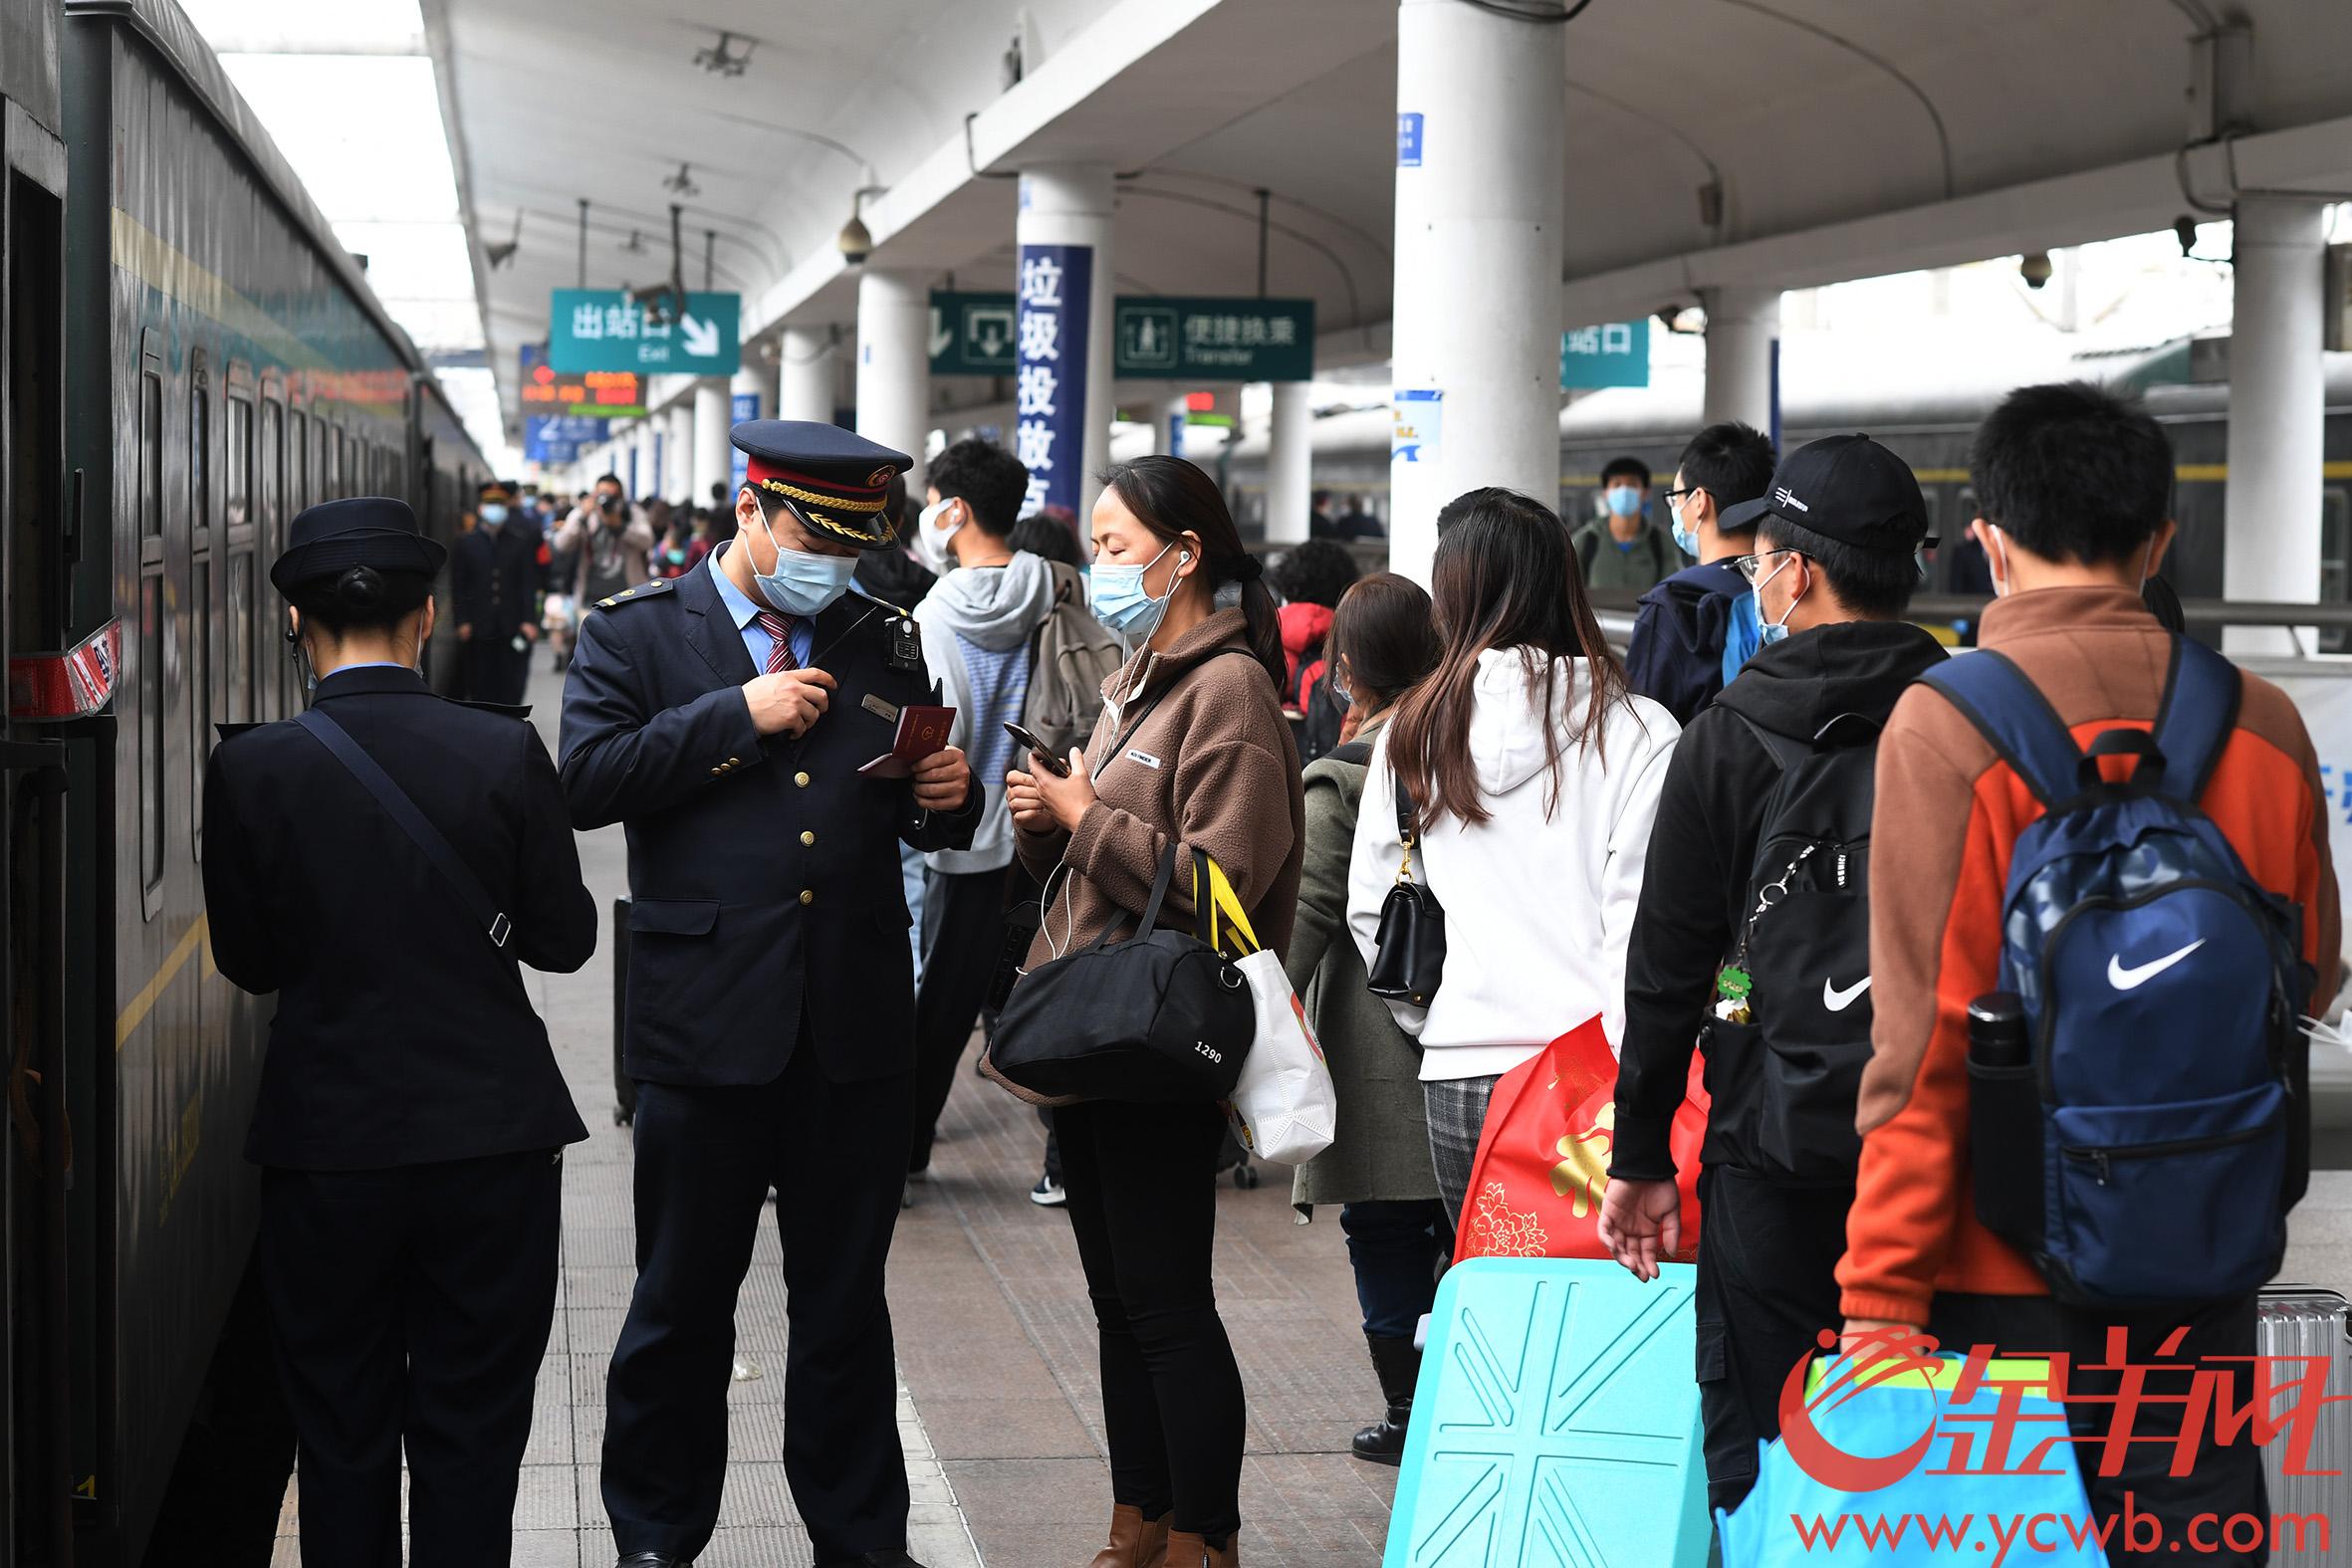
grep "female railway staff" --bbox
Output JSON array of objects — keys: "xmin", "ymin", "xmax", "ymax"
[{"xmin": 201, "ymin": 497, "xmax": 596, "ymax": 1565}]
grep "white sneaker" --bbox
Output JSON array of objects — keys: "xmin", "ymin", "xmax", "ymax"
[{"xmin": 1029, "ymin": 1174, "xmax": 1066, "ymax": 1208}]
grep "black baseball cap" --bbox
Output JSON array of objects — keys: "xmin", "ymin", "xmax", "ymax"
[{"xmin": 1718, "ymin": 434, "xmax": 1936, "ymax": 555}]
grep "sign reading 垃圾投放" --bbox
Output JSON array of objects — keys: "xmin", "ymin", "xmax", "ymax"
[
  {"xmin": 933, "ymin": 291, "xmax": 1314, "ymax": 382},
  {"xmin": 548, "ymin": 289, "xmax": 742, "ymax": 375},
  {"xmin": 1015, "ymin": 245, "xmax": 1092, "ymax": 517}
]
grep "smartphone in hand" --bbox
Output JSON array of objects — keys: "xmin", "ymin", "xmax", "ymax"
[{"xmin": 1003, "ymin": 721, "xmax": 1072, "ymax": 778}]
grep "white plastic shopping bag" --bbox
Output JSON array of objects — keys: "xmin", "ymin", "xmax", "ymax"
[{"xmin": 1190, "ymin": 851, "xmax": 1337, "ymax": 1165}]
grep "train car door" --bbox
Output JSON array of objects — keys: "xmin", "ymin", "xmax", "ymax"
[{"xmin": 2, "ymin": 59, "xmax": 78, "ymax": 1568}]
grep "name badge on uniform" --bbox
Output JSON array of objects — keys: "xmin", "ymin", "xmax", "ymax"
[
  {"xmin": 861, "ymin": 693, "xmax": 901, "ymax": 725},
  {"xmin": 887, "ymin": 615, "xmax": 922, "ymax": 672},
  {"xmin": 1125, "ymin": 748, "xmax": 1163, "ymax": 771}
]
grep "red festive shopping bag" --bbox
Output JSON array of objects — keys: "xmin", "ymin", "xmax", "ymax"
[{"xmin": 1452, "ymin": 1014, "xmax": 1710, "ymax": 1264}]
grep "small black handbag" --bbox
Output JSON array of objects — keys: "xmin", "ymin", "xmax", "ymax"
[
  {"xmin": 990, "ymin": 840, "xmax": 1255, "ymax": 1103},
  {"xmin": 1364, "ymin": 774, "xmax": 1445, "ymax": 1008}
]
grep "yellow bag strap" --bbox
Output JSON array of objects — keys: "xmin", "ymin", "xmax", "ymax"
[{"xmin": 1189, "ymin": 850, "xmax": 1262, "ymax": 958}]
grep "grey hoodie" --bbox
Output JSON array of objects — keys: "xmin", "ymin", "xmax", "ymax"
[{"xmin": 915, "ymin": 551, "xmax": 1057, "ymax": 874}]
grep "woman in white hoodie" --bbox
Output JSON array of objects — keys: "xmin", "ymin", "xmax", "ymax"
[{"xmin": 1348, "ymin": 489, "xmax": 1680, "ymax": 1224}]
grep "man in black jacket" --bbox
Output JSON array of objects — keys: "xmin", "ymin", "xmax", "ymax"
[
  {"xmin": 1623, "ymin": 422, "xmax": 1774, "ymax": 725},
  {"xmin": 448, "ymin": 479, "xmax": 544, "ymax": 703},
  {"xmin": 1598, "ymin": 435, "xmax": 1946, "ymax": 1516}
]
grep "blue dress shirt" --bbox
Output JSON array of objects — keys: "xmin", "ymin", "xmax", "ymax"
[{"xmin": 709, "ymin": 546, "xmax": 816, "ymax": 670}]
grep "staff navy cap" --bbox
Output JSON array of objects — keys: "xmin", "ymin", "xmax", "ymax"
[
  {"xmin": 1718, "ymin": 433, "xmax": 1936, "ymax": 555},
  {"xmin": 270, "ymin": 496, "xmax": 445, "ymax": 594},
  {"xmin": 732, "ymin": 419, "xmax": 913, "ymax": 552}
]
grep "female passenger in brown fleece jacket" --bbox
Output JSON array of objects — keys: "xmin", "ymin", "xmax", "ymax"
[{"xmin": 1005, "ymin": 456, "xmax": 1304, "ymax": 1568}]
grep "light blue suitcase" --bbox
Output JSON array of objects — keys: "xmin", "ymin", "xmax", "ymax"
[{"xmin": 1383, "ymin": 1256, "xmax": 1712, "ymax": 1568}]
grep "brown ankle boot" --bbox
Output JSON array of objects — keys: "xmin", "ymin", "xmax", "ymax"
[
  {"xmin": 1164, "ymin": 1529, "xmax": 1239, "ymax": 1567},
  {"xmin": 1089, "ymin": 1503, "xmax": 1173, "ymax": 1568}
]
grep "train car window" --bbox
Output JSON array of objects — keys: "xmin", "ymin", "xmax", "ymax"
[
  {"xmin": 322, "ymin": 420, "xmax": 340, "ymax": 497},
  {"xmin": 189, "ymin": 365, "xmax": 214, "ymax": 812},
  {"xmin": 138, "ymin": 341, "xmax": 166, "ymax": 907},
  {"xmin": 228, "ymin": 554, "xmax": 254, "ymax": 725},
  {"xmin": 290, "ymin": 408, "xmax": 308, "ymax": 511},
  {"xmin": 226, "ymin": 394, "xmax": 252, "ymax": 529}
]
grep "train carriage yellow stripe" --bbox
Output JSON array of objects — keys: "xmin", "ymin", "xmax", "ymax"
[{"xmin": 116, "ymin": 914, "xmax": 209, "ymax": 1050}]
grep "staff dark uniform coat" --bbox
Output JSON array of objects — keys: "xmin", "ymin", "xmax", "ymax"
[
  {"xmin": 450, "ymin": 479, "xmax": 545, "ymax": 705},
  {"xmin": 562, "ymin": 422, "xmax": 979, "ymax": 1568},
  {"xmin": 201, "ymin": 496, "xmax": 596, "ymax": 1566}
]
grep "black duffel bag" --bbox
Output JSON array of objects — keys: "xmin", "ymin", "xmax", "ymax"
[{"xmin": 990, "ymin": 839, "xmax": 1254, "ymax": 1103}]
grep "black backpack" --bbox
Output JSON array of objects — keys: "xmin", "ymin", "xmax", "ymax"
[{"xmin": 1702, "ymin": 711, "xmax": 1883, "ymax": 1186}]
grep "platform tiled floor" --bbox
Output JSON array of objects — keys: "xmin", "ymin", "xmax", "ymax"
[{"xmin": 270, "ymin": 660, "xmax": 2352, "ymax": 1565}]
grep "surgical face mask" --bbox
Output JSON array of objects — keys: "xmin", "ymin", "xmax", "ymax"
[
  {"xmin": 913, "ymin": 496, "xmax": 964, "ymax": 572},
  {"xmin": 1088, "ymin": 540, "xmax": 1182, "ymax": 638},
  {"xmin": 1754, "ymin": 553, "xmax": 1802, "ymax": 647},
  {"xmin": 755, "ymin": 513, "xmax": 858, "ymax": 618},
  {"xmin": 479, "ymin": 503, "xmax": 508, "ymax": 527},
  {"xmin": 1605, "ymin": 485, "xmax": 1644, "ymax": 519}
]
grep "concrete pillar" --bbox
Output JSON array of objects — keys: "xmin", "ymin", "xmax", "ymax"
[
  {"xmin": 665, "ymin": 401, "xmax": 694, "ymax": 502},
  {"xmin": 781, "ymin": 326, "xmax": 836, "ymax": 424},
  {"xmin": 692, "ymin": 380, "xmax": 733, "ymax": 508},
  {"xmin": 1701, "ymin": 285, "xmax": 1781, "ymax": 441},
  {"xmin": 2224, "ymin": 195, "xmax": 2328, "ymax": 654},
  {"xmin": 1388, "ymin": 0, "xmax": 1565, "ymax": 585},
  {"xmin": 1017, "ymin": 163, "xmax": 1115, "ymax": 521},
  {"xmin": 857, "ymin": 269, "xmax": 933, "ymax": 493},
  {"xmin": 1265, "ymin": 380, "xmax": 1313, "ymax": 545},
  {"xmin": 1151, "ymin": 393, "xmax": 1190, "ymax": 457}
]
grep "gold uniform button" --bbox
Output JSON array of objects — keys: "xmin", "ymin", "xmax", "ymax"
[
  {"xmin": 727, "ymin": 756, "xmax": 742, "ymax": 766},
  {"xmin": 794, "ymin": 771, "xmax": 811, "ymax": 787},
  {"xmin": 799, "ymin": 889, "xmax": 815, "ymax": 906},
  {"xmin": 800, "ymin": 830, "xmax": 816, "ymax": 846}
]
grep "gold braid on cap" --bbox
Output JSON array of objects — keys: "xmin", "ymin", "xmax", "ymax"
[{"xmin": 753, "ymin": 477, "xmax": 886, "ymax": 515}]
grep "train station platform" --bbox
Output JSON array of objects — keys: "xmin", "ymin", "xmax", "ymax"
[{"xmin": 265, "ymin": 663, "xmax": 2352, "ymax": 1568}]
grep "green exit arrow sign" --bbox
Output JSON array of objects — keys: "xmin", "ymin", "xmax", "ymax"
[
  {"xmin": 931, "ymin": 292, "xmax": 1019, "ymax": 376},
  {"xmin": 549, "ymin": 289, "xmax": 742, "ymax": 375}
]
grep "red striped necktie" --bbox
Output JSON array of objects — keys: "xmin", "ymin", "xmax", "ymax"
[{"xmin": 756, "ymin": 610, "xmax": 799, "ymax": 673}]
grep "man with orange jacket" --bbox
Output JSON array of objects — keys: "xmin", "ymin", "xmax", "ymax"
[{"xmin": 1840, "ymin": 381, "xmax": 2340, "ymax": 1560}]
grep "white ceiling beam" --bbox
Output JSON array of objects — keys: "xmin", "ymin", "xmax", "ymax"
[{"xmin": 1560, "ymin": 113, "xmax": 2352, "ymax": 331}]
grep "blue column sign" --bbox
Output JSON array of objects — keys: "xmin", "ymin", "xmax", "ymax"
[
  {"xmin": 1016, "ymin": 243, "xmax": 1092, "ymax": 517},
  {"xmin": 1397, "ymin": 112, "xmax": 1425, "ymax": 167},
  {"xmin": 731, "ymin": 391, "xmax": 760, "ymax": 492}
]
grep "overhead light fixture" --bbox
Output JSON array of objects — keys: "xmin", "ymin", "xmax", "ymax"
[
  {"xmin": 620, "ymin": 229, "xmax": 646, "ymax": 255},
  {"xmin": 2019, "ymin": 251, "xmax": 2053, "ymax": 290},
  {"xmin": 695, "ymin": 29, "xmax": 755, "ymax": 77},
  {"xmin": 484, "ymin": 209, "xmax": 522, "ymax": 270},
  {"xmin": 663, "ymin": 161, "xmax": 701, "ymax": 198}
]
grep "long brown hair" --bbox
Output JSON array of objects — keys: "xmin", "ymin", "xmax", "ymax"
[
  {"xmin": 1099, "ymin": 457, "xmax": 1286, "ymax": 693},
  {"xmin": 1327, "ymin": 573, "xmax": 1439, "ymax": 710},
  {"xmin": 1386, "ymin": 489, "xmax": 1628, "ymax": 827}
]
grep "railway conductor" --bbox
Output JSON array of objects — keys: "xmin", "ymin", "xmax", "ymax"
[
  {"xmin": 202, "ymin": 498, "xmax": 597, "ymax": 1564},
  {"xmin": 561, "ymin": 421, "xmax": 979, "ymax": 1568},
  {"xmin": 449, "ymin": 477, "xmax": 544, "ymax": 704}
]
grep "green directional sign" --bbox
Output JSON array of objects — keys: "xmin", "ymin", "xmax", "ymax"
[
  {"xmin": 930, "ymin": 292, "xmax": 1019, "ymax": 376},
  {"xmin": 928, "ymin": 292, "xmax": 1315, "ymax": 381},
  {"xmin": 1115, "ymin": 297, "xmax": 1314, "ymax": 380},
  {"xmin": 549, "ymin": 288, "xmax": 741, "ymax": 375}
]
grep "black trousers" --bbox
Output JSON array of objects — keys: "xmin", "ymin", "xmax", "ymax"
[
  {"xmin": 1338, "ymin": 1200, "xmax": 1452, "ymax": 1341},
  {"xmin": 1929, "ymin": 1291, "xmax": 2267, "ymax": 1566},
  {"xmin": 258, "ymin": 1148, "xmax": 563, "ymax": 1567},
  {"xmin": 1055, "ymin": 1099, "xmax": 1245, "ymax": 1540},
  {"xmin": 1693, "ymin": 1167, "xmax": 1852, "ymax": 1516},
  {"xmin": 908, "ymin": 864, "xmax": 1014, "ymax": 1174},
  {"xmin": 601, "ymin": 1046, "xmax": 912, "ymax": 1563}
]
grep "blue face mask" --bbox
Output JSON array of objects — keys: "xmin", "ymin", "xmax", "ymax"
[
  {"xmin": 1605, "ymin": 485, "xmax": 1644, "ymax": 518},
  {"xmin": 755, "ymin": 515, "xmax": 859, "ymax": 618},
  {"xmin": 1755, "ymin": 554, "xmax": 1800, "ymax": 647},
  {"xmin": 1088, "ymin": 540, "xmax": 1182, "ymax": 637},
  {"xmin": 479, "ymin": 503, "xmax": 508, "ymax": 526},
  {"xmin": 1672, "ymin": 520, "xmax": 1698, "ymax": 558}
]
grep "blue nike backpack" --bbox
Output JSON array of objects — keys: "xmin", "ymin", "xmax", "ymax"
[{"xmin": 1921, "ymin": 637, "xmax": 2310, "ymax": 1309}]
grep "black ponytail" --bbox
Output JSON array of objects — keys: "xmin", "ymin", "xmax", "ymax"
[{"xmin": 1099, "ymin": 457, "xmax": 1288, "ymax": 693}]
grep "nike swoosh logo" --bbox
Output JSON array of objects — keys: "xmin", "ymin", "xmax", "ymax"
[
  {"xmin": 2107, "ymin": 939, "xmax": 2206, "ymax": 991},
  {"xmin": 1822, "ymin": 975, "xmax": 1872, "ymax": 1012}
]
